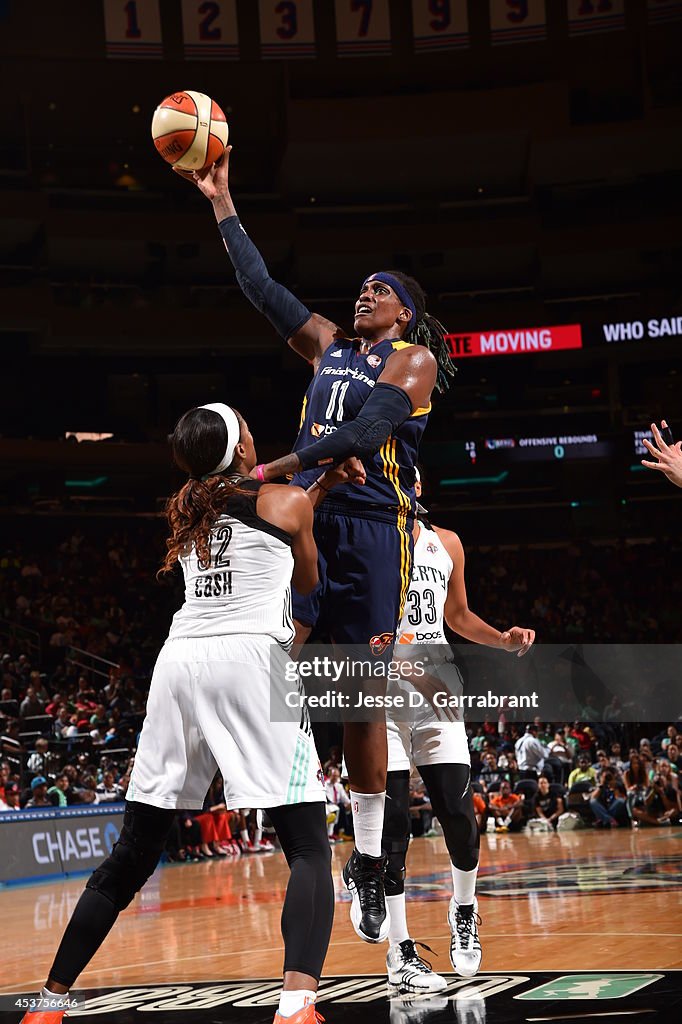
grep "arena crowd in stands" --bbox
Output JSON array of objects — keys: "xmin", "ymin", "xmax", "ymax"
[{"xmin": 1, "ymin": 524, "xmax": 681, "ymax": 844}]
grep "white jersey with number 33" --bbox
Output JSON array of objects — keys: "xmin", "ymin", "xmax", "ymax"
[{"xmin": 396, "ymin": 523, "xmax": 453, "ymax": 645}]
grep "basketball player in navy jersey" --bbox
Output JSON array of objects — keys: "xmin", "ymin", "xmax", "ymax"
[
  {"xmin": 178, "ymin": 148, "xmax": 455, "ymax": 945},
  {"xmin": 382, "ymin": 473, "xmax": 535, "ymax": 994},
  {"xmin": 19, "ymin": 405, "xmax": 361, "ymax": 1024}
]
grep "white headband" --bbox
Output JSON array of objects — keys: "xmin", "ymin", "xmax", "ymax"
[
  {"xmin": 200, "ymin": 403, "xmax": 241, "ymax": 474},
  {"xmin": 414, "ymin": 467, "xmax": 421, "ymax": 483}
]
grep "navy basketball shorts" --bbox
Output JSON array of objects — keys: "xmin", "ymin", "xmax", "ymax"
[{"xmin": 293, "ymin": 503, "xmax": 414, "ymax": 655}]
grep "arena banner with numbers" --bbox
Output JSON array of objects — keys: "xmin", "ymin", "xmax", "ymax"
[
  {"xmin": 647, "ymin": 0, "xmax": 682, "ymax": 24},
  {"xmin": 335, "ymin": 0, "xmax": 392, "ymax": 58},
  {"xmin": 490, "ymin": 0, "xmax": 547, "ymax": 45},
  {"xmin": 182, "ymin": 0, "xmax": 239, "ymax": 60},
  {"xmin": 103, "ymin": 0, "xmax": 162, "ymax": 58},
  {"xmin": 259, "ymin": 0, "xmax": 316, "ymax": 59},
  {"xmin": 567, "ymin": 0, "xmax": 625, "ymax": 35},
  {"xmin": 412, "ymin": 0, "xmax": 469, "ymax": 52}
]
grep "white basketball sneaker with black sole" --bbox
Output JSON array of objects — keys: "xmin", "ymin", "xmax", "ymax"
[
  {"xmin": 448, "ymin": 896, "xmax": 482, "ymax": 977},
  {"xmin": 387, "ymin": 939, "xmax": 448, "ymax": 992}
]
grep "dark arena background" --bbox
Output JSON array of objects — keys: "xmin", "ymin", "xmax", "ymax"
[{"xmin": 1, "ymin": 2, "xmax": 681, "ymax": 1023}]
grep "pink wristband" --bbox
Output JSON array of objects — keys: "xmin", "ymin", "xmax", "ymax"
[{"xmin": 255, "ymin": 464, "xmax": 266, "ymax": 482}]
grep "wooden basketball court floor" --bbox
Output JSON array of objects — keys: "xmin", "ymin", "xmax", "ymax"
[{"xmin": 2, "ymin": 828, "xmax": 681, "ymax": 1022}]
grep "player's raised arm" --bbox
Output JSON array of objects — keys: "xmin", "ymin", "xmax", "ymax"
[
  {"xmin": 435, "ymin": 527, "xmax": 535, "ymax": 657},
  {"xmin": 174, "ymin": 148, "xmax": 339, "ymax": 364}
]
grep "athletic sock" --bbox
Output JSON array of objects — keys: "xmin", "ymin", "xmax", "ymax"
[
  {"xmin": 451, "ymin": 864, "xmax": 478, "ymax": 907},
  {"xmin": 349, "ymin": 790, "xmax": 385, "ymax": 858},
  {"xmin": 254, "ymin": 827, "xmax": 263, "ymax": 846},
  {"xmin": 278, "ymin": 989, "xmax": 317, "ymax": 1016},
  {"xmin": 386, "ymin": 893, "xmax": 410, "ymax": 946},
  {"xmin": 240, "ymin": 828, "xmax": 250, "ymax": 846},
  {"xmin": 41, "ymin": 986, "xmax": 67, "ymax": 1000}
]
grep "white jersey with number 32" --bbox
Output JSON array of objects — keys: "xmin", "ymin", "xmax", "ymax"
[{"xmin": 167, "ymin": 488, "xmax": 295, "ymax": 647}]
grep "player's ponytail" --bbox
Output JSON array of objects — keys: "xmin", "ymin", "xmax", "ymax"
[
  {"xmin": 380, "ymin": 270, "xmax": 455, "ymax": 393},
  {"xmin": 410, "ymin": 312, "xmax": 455, "ymax": 395},
  {"xmin": 159, "ymin": 476, "xmax": 235, "ymax": 576}
]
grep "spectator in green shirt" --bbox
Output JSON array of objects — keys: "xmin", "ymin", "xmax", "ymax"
[{"xmin": 568, "ymin": 754, "xmax": 597, "ymax": 790}]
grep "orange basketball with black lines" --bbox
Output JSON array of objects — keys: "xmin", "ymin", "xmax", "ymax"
[{"xmin": 151, "ymin": 91, "xmax": 228, "ymax": 171}]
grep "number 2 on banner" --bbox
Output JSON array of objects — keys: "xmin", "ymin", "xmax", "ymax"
[
  {"xmin": 276, "ymin": 0, "xmax": 299, "ymax": 39},
  {"xmin": 428, "ymin": 0, "xmax": 451, "ymax": 31},
  {"xmin": 352, "ymin": 0, "xmax": 373, "ymax": 36},
  {"xmin": 198, "ymin": 0, "xmax": 221, "ymax": 39}
]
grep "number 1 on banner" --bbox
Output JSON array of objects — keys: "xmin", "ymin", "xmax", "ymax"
[
  {"xmin": 489, "ymin": 0, "xmax": 547, "ymax": 46},
  {"xmin": 335, "ymin": 0, "xmax": 392, "ymax": 57},
  {"xmin": 258, "ymin": 0, "xmax": 316, "ymax": 59},
  {"xmin": 411, "ymin": 0, "xmax": 469, "ymax": 53},
  {"xmin": 182, "ymin": 0, "xmax": 239, "ymax": 60},
  {"xmin": 567, "ymin": 0, "xmax": 625, "ymax": 34},
  {"xmin": 103, "ymin": 0, "xmax": 163, "ymax": 58}
]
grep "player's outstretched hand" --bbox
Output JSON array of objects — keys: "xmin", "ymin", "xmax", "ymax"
[
  {"xmin": 322, "ymin": 458, "xmax": 367, "ymax": 489},
  {"xmin": 172, "ymin": 145, "xmax": 232, "ymax": 200},
  {"xmin": 499, "ymin": 626, "xmax": 535, "ymax": 658},
  {"xmin": 641, "ymin": 420, "xmax": 682, "ymax": 488}
]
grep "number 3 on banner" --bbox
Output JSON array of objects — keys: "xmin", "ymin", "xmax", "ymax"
[
  {"xmin": 276, "ymin": 0, "xmax": 299, "ymax": 39},
  {"xmin": 428, "ymin": 0, "xmax": 451, "ymax": 31},
  {"xmin": 351, "ymin": 0, "xmax": 373, "ymax": 37}
]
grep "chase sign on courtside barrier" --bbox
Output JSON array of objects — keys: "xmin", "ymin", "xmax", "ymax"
[{"xmin": 0, "ymin": 804, "xmax": 124, "ymax": 884}]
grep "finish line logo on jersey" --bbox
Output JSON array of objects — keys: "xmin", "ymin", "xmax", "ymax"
[{"xmin": 311, "ymin": 422, "xmax": 337, "ymax": 437}]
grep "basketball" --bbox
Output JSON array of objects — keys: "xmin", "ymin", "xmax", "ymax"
[{"xmin": 151, "ymin": 90, "xmax": 228, "ymax": 171}]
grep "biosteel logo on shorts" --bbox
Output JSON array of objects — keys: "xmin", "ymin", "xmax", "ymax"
[{"xmin": 369, "ymin": 632, "xmax": 394, "ymax": 656}]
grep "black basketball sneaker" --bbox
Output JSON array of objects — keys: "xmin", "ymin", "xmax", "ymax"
[{"xmin": 342, "ymin": 848, "xmax": 390, "ymax": 943}]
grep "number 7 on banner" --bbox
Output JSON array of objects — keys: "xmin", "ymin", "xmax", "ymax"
[
  {"xmin": 335, "ymin": 0, "xmax": 392, "ymax": 58},
  {"xmin": 103, "ymin": 0, "xmax": 163, "ymax": 58}
]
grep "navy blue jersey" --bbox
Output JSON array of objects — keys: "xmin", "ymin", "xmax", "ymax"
[{"xmin": 291, "ymin": 338, "xmax": 430, "ymax": 514}]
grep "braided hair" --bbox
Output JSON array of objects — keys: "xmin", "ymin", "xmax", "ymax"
[{"xmin": 384, "ymin": 270, "xmax": 455, "ymax": 393}]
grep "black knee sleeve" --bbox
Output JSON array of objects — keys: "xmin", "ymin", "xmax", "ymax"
[
  {"xmin": 87, "ymin": 802, "xmax": 176, "ymax": 911},
  {"xmin": 418, "ymin": 763, "xmax": 480, "ymax": 872},
  {"xmin": 383, "ymin": 770, "xmax": 411, "ymax": 896},
  {"xmin": 49, "ymin": 803, "xmax": 176, "ymax": 989}
]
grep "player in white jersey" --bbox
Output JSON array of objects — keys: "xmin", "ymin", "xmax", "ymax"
[
  {"xmin": 382, "ymin": 474, "xmax": 535, "ymax": 994},
  {"xmin": 22, "ymin": 403, "xmax": 364, "ymax": 1024}
]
